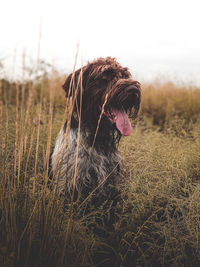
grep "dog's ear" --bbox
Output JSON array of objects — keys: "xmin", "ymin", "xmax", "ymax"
[
  {"xmin": 62, "ymin": 69, "xmax": 81, "ymax": 98},
  {"xmin": 62, "ymin": 65, "xmax": 92, "ymax": 98},
  {"xmin": 62, "ymin": 67, "xmax": 91, "ymax": 123}
]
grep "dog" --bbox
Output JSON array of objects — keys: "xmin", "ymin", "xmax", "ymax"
[{"xmin": 51, "ymin": 57, "xmax": 141, "ymax": 217}]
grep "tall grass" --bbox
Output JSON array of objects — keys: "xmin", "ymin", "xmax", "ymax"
[
  {"xmin": 0, "ymin": 76, "xmax": 200, "ymax": 267},
  {"xmin": 141, "ymin": 82, "xmax": 200, "ymax": 133}
]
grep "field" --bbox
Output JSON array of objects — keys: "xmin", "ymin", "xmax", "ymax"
[{"xmin": 0, "ymin": 74, "xmax": 200, "ymax": 267}]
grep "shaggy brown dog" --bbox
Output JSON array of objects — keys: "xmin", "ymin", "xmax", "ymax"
[{"xmin": 51, "ymin": 57, "xmax": 141, "ymax": 215}]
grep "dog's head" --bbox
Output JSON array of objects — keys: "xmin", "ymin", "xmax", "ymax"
[{"xmin": 63, "ymin": 57, "xmax": 141, "ymax": 139}]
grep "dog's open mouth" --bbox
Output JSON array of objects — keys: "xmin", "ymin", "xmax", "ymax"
[{"xmin": 105, "ymin": 108, "xmax": 132, "ymax": 136}]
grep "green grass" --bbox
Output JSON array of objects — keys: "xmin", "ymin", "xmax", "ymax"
[{"xmin": 0, "ymin": 77, "xmax": 200, "ymax": 267}]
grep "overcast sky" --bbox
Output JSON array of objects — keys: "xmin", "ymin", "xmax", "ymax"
[{"xmin": 1, "ymin": 0, "xmax": 200, "ymax": 84}]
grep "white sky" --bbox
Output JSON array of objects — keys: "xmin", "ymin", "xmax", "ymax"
[{"xmin": 1, "ymin": 0, "xmax": 200, "ymax": 84}]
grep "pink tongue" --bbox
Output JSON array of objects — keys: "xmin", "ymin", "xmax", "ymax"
[{"xmin": 112, "ymin": 109, "xmax": 132, "ymax": 136}]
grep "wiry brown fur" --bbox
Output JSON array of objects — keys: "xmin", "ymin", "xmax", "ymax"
[{"xmin": 51, "ymin": 57, "xmax": 141, "ymax": 214}]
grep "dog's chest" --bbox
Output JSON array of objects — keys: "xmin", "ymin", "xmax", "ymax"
[{"xmin": 51, "ymin": 128, "xmax": 121, "ymax": 192}]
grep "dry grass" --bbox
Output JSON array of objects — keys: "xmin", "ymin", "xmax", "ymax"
[
  {"xmin": 141, "ymin": 81, "xmax": 200, "ymax": 133},
  {"xmin": 0, "ymin": 75, "xmax": 200, "ymax": 267}
]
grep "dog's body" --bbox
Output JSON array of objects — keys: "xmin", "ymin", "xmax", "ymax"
[
  {"xmin": 51, "ymin": 125, "xmax": 121, "ymax": 207},
  {"xmin": 51, "ymin": 57, "xmax": 141, "ymax": 211}
]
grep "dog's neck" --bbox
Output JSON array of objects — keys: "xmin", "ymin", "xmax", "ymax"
[{"xmin": 64, "ymin": 118, "xmax": 120, "ymax": 155}]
